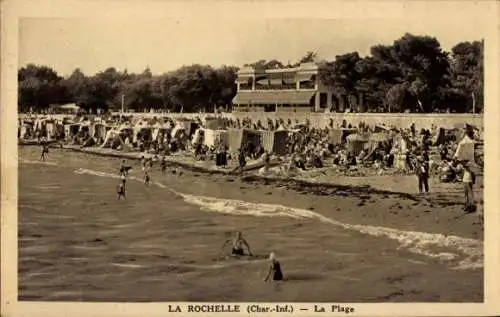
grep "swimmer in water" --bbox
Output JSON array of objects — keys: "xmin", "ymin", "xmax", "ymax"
[
  {"xmin": 263, "ymin": 252, "xmax": 283, "ymax": 282},
  {"xmin": 117, "ymin": 176, "xmax": 126, "ymax": 200},
  {"xmin": 144, "ymin": 168, "xmax": 151, "ymax": 186},
  {"xmin": 40, "ymin": 144, "xmax": 49, "ymax": 161},
  {"xmin": 221, "ymin": 231, "xmax": 253, "ymax": 256}
]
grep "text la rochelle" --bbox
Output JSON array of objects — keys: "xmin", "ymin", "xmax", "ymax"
[{"xmin": 168, "ymin": 304, "xmax": 241, "ymax": 313}]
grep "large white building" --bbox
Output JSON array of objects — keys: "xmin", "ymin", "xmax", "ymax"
[{"xmin": 232, "ymin": 63, "xmax": 358, "ymax": 113}]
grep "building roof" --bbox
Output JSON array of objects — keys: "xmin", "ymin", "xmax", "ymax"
[
  {"xmin": 232, "ymin": 91, "xmax": 315, "ymax": 105},
  {"xmin": 237, "ymin": 63, "xmax": 319, "ymax": 76}
]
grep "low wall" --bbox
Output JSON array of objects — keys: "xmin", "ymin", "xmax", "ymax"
[{"xmin": 109, "ymin": 112, "xmax": 483, "ymax": 129}]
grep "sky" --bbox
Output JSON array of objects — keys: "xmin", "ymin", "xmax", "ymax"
[{"xmin": 17, "ymin": 1, "xmax": 492, "ymax": 77}]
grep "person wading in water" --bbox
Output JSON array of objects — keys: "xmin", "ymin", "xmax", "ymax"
[
  {"xmin": 160, "ymin": 156, "xmax": 167, "ymax": 175},
  {"xmin": 221, "ymin": 231, "xmax": 253, "ymax": 256},
  {"xmin": 40, "ymin": 143, "xmax": 49, "ymax": 161},
  {"xmin": 117, "ymin": 175, "xmax": 126, "ymax": 200},
  {"xmin": 263, "ymin": 252, "xmax": 284, "ymax": 282},
  {"xmin": 119, "ymin": 160, "xmax": 131, "ymax": 177},
  {"xmin": 144, "ymin": 168, "xmax": 151, "ymax": 186}
]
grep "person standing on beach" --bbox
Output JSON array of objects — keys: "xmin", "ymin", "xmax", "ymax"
[
  {"xmin": 462, "ymin": 161, "xmax": 476, "ymax": 213},
  {"xmin": 415, "ymin": 156, "xmax": 429, "ymax": 193},
  {"xmin": 263, "ymin": 252, "xmax": 284, "ymax": 282},
  {"xmin": 238, "ymin": 149, "xmax": 247, "ymax": 172}
]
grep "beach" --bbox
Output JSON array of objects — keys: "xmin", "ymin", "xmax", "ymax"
[{"xmin": 18, "ymin": 146, "xmax": 483, "ymax": 302}]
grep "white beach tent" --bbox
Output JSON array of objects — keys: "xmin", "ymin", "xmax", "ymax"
[{"xmin": 454, "ymin": 135, "xmax": 475, "ymax": 163}]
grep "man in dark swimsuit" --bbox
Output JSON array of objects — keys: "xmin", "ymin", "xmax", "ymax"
[
  {"xmin": 221, "ymin": 231, "xmax": 252, "ymax": 256},
  {"xmin": 264, "ymin": 252, "xmax": 284, "ymax": 282}
]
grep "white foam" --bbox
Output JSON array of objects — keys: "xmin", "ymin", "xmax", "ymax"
[
  {"xmin": 73, "ymin": 168, "xmax": 483, "ymax": 270},
  {"xmin": 110, "ymin": 263, "xmax": 143, "ymax": 268},
  {"xmin": 20, "ymin": 160, "xmax": 57, "ymax": 166}
]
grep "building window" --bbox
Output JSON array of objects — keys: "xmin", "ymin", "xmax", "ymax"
[
  {"xmin": 319, "ymin": 93, "xmax": 328, "ymax": 108},
  {"xmin": 299, "ymin": 80, "xmax": 315, "ymax": 89},
  {"xmin": 239, "ymin": 83, "xmax": 252, "ymax": 90}
]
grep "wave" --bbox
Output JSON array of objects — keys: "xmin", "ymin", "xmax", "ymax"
[
  {"xmin": 73, "ymin": 168, "xmax": 483, "ymax": 270},
  {"xmin": 20, "ymin": 160, "xmax": 58, "ymax": 166}
]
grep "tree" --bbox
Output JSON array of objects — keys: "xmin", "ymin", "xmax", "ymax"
[
  {"xmin": 385, "ymin": 83, "xmax": 413, "ymax": 112},
  {"xmin": 320, "ymin": 52, "xmax": 362, "ymax": 109},
  {"xmin": 389, "ymin": 33, "xmax": 451, "ymax": 112},
  {"xmin": 18, "ymin": 64, "xmax": 66, "ymax": 111},
  {"xmin": 296, "ymin": 51, "xmax": 318, "ymax": 65},
  {"xmin": 449, "ymin": 40, "xmax": 484, "ymax": 113}
]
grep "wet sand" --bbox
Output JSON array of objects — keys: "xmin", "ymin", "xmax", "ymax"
[{"xmin": 18, "ymin": 147, "xmax": 483, "ymax": 302}]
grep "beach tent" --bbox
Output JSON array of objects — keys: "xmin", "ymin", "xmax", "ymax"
[
  {"xmin": 327, "ymin": 129, "xmax": 343, "ymax": 145},
  {"xmin": 364, "ymin": 132, "xmax": 392, "ymax": 160},
  {"xmin": 204, "ymin": 117, "xmax": 226, "ymax": 130},
  {"xmin": 432, "ymin": 127, "xmax": 446, "ymax": 145},
  {"xmin": 19, "ymin": 121, "xmax": 34, "ymax": 139},
  {"xmin": 204, "ymin": 129, "xmax": 229, "ymax": 148},
  {"xmin": 118, "ymin": 124, "xmax": 134, "ymax": 144},
  {"xmin": 454, "ymin": 135, "xmax": 475, "ymax": 163},
  {"xmin": 176, "ymin": 119, "xmax": 193, "ymax": 136},
  {"xmin": 346, "ymin": 133, "xmax": 369, "ymax": 156},
  {"xmin": 151, "ymin": 122, "xmax": 165, "ymax": 142},
  {"xmin": 276, "ymin": 124, "xmax": 287, "ymax": 131},
  {"xmin": 228, "ymin": 129, "xmax": 262, "ymax": 153},
  {"xmin": 92, "ymin": 122, "xmax": 108, "ymax": 140},
  {"xmin": 192, "ymin": 128, "xmax": 204, "ymax": 145},
  {"xmin": 44, "ymin": 120, "xmax": 57, "ymax": 140},
  {"xmin": 171, "ymin": 123, "xmax": 186, "ymax": 139},
  {"xmin": 392, "ymin": 134, "xmax": 409, "ymax": 154},
  {"xmin": 64, "ymin": 123, "xmax": 81, "ymax": 141},
  {"xmin": 260, "ymin": 130, "xmax": 288, "ymax": 156},
  {"xmin": 100, "ymin": 127, "xmax": 128, "ymax": 149}
]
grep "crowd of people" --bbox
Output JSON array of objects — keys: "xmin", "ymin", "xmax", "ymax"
[{"xmin": 27, "ymin": 112, "xmax": 482, "ymax": 213}]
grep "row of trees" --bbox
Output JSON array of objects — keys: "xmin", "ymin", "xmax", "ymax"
[
  {"xmin": 18, "ymin": 33, "xmax": 484, "ymax": 113},
  {"xmin": 319, "ymin": 34, "xmax": 484, "ymax": 113},
  {"xmin": 18, "ymin": 64, "xmax": 238, "ymax": 113}
]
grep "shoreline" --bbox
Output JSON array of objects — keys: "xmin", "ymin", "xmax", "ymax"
[
  {"xmin": 21, "ymin": 143, "xmax": 420, "ymax": 198},
  {"xmin": 18, "ymin": 143, "xmax": 482, "ymax": 201},
  {"xmin": 18, "ymin": 145, "xmax": 484, "ymax": 241}
]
